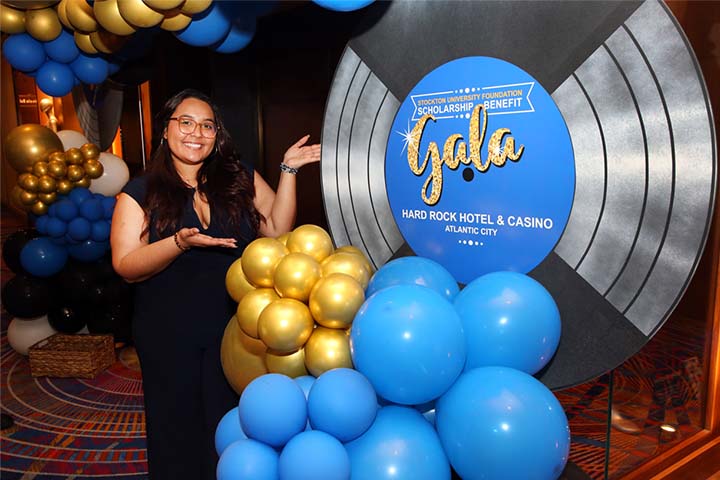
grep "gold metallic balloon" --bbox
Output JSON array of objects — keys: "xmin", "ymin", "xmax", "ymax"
[
  {"xmin": 3, "ymin": 1, "xmax": 58, "ymax": 8},
  {"xmin": 66, "ymin": 0, "xmax": 96, "ymax": 32},
  {"xmin": 335, "ymin": 245, "xmax": 375, "ymax": 273},
  {"xmin": 304, "ymin": 327, "xmax": 353, "ymax": 377},
  {"xmin": 4, "ymin": 124, "xmax": 64, "ymax": 173},
  {"xmin": 309, "ymin": 273, "xmax": 365, "ymax": 329},
  {"xmin": 286, "ymin": 224, "xmax": 334, "ymax": 263},
  {"xmin": 38, "ymin": 192, "xmax": 57, "ymax": 204},
  {"xmin": 19, "ymin": 189, "xmax": 38, "ymax": 206},
  {"xmin": 276, "ymin": 232, "xmax": 290, "ymax": 245},
  {"xmin": 73, "ymin": 176, "xmax": 90, "ymax": 188},
  {"xmin": 241, "ymin": 237, "xmax": 288, "ymax": 288},
  {"xmin": 89, "ymin": 28, "xmax": 126, "ymax": 53},
  {"xmin": 9, "ymin": 186, "xmax": 27, "ymax": 211},
  {"xmin": 83, "ymin": 159, "xmax": 103, "ymax": 179},
  {"xmin": 258, "ymin": 298, "xmax": 314, "ymax": 354},
  {"xmin": 236, "ymin": 288, "xmax": 279, "ymax": 339},
  {"xmin": 32, "ymin": 160, "xmax": 49, "ymax": 177},
  {"xmin": 31, "ymin": 201, "xmax": 48, "ymax": 216},
  {"xmin": 56, "ymin": 0, "xmax": 73, "ymax": 30},
  {"xmin": 92, "ymin": 0, "xmax": 136, "ymax": 35},
  {"xmin": 180, "ymin": 0, "xmax": 211, "ymax": 15},
  {"xmin": 37, "ymin": 174, "xmax": 56, "ymax": 193},
  {"xmin": 273, "ymin": 252, "xmax": 321, "ymax": 302},
  {"xmin": 47, "ymin": 158, "xmax": 67, "ymax": 178},
  {"xmin": 159, "ymin": 9, "xmax": 190, "ymax": 31},
  {"xmin": 73, "ymin": 31, "xmax": 98, "ymax": 54},
  {"xmin": 117, "ymin": 0, "xmax": 163, "ymax": 28},
  {"xmin": 56, "ymin": 178, "xmax": 73, "ymax": 194},
  {"xmin": 24, "ymin": 7, "xmax": 61, "ymax": 41},
  {"xmin": 225, "ymin": 257, "xmax": 255, "ymax": 303},
  {"xmin": 265, "ymin": 348, "xmax": 308, "ymax": 378},
  {"xmin": 321, "ymin": 252, "xmax": 372, "ymax": 290},
  {"xmin": 64, "ymin": 147, "xmax": 84, "ymax": 164},
  {"xmin": 0, "ymin": 4, "xmax": 25, "ymax": 34},
  {"xmin": 143, "ymin": 0, "xmax": 184, "ymax": 10},
  {"xmin": 18, "ymin": 173, "xmax": 40, "ymax": 192},
  {"xmin": 66, "ymin": 164, "xmax": 85, "ymax": 181},
  {"xmin": 79, "ymin": 142, "xmax": 100, "ymax": 160},
  {"xmin": 47, "ymin": 150, "xmax": 65, "ymax": 163},
  {"xmin": 221, "ymin": 316, "xmax": 268, "ymax": 395}
]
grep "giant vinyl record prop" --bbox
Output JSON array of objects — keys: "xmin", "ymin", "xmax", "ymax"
[{"xmin": 321, "ymin": 0, "xmax": 716, "ymax": 389}]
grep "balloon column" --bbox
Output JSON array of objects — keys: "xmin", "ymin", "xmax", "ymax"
[{"xmin": 221, "ymin": 224, "xmax": 373, "ymax": 393}]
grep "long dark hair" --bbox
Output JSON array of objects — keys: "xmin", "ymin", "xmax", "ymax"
[{"xmin": 142, "ymin": 89, "xmax": 259, "ymax": 240}]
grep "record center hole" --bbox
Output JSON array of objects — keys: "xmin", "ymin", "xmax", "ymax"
[{"xmin": 462, "ymin": 167, "xmax": 474, "ymax": 182}]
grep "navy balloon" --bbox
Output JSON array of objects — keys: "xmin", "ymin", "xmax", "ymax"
[
  {"xmin": 36, "ymin": 61, "xmax": 75, "ymax": 97},
  {"xmin": 436, "ymin": 367, "xmax": 570, "ymax": 480},
  {"xmin": 90, "ymin": 220, "xmax": 111, "ymax": 242},
  {"xmin": 2, "ymin": 33, "xmax": 46, "ymax": 72},
  {"xmin": 313, "ymin": 0, "xmax": 375, "ymax": 12},
  {"xmin": 44, "ymin": 30, "xmax": 80, "ymax": 64},
  {"xmin": 55, "ymin": 199, "xmax": 79, "ymax": 221},
  {"xmin": 20, "ymin": 237, "xmax": 68, "ymax": 277},
  {"xmin": 175, "ymin": 3, "xmax": 232, "ymax": 47},
  {"xmin": 69, "ymin": 187, "xmax": 93, "ymax": 205},
  {"xmin": 279, "ymin": 430, "xmax": 350, "ymax": 480},
  {"xmin": 46, "ymin": 217, "xmax": 68, "ymax": 238},
  {"xmin": 366, "ymin": 256, "xmax": 459, "ymax": 301},
  {"xmin": 79, "ymin": 198, "xmax": 103, "ymax": 221},
  {"xmin": 35, "ymin": 216, "xmax": 50, "ymax": 236},
  {"xmin": 68, "ymin": 240, "xmax": 107, "ymax": 262},
  {"xmin": 68, "ymin": 217, "xmax": 91, "ymax": 241},
  {"xmin": 217, "ymin": 439, "xmax": 278, "ymax": 480},
  {"xmin": 212, "ymin": 22, "xmax": 255, "ymax": 53},
  {"xmin": 70, "ymin": 53, "xmax": 108, "ymax": 84},
  {"xmin": 101, "ymin": 196, "xmax": 116, "ymax": 219},
  {"xmin": 215, "ymin": 407, "xmax": 247, "ymax": 456}
]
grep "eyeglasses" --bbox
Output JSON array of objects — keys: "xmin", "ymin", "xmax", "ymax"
[{"xmin": 169, "ymin": 116, "xmax": 218, "ymax": 138}]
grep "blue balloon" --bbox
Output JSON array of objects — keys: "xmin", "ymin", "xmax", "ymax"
[
  {"xmin": 313, "ymin": 0, "xmax": 375, "ymax": 12},
  {"xmin": 67, "ymin": 239, "xmax": 107, "ymax": 262},
  {"xmin": 68, "ymin": 217, "xmax": 91, "ymax": 241},
  {"xmin": 35, "ymin": 215, "xmax": 50, "ymax": 235},
  {"xmin": 212, "ymin": 22, "xmax": 255, "ymax": 54},
  {"xmin": 436, "ymin": 367, "xmax": 570, "ymax": 480},
  {"xmin": 101, "ymin": 196, "xmax": 116, "ymax": 219},
  {"xmin": 70, "ymin": 53, "xmax": 108, "ymax": 84},
  {"xmin": 36, "ymin": 61, "xmax": 75, "ymax": 97},
  {"xmin": 345, "ymin": 406, "xmax": 450, "ymax": 480},
  {"xmin": 44, "ymin": 30, "xmax": 80, "ymax": 64},
  {"xmin": 239, "ymin": 374, "xmax": 307, "ymax": 448},
  {"xmin": 215, "ymin": 407, "xmax": 247, "ymax": 456},
  {"xmin": 350, "ymin": 285, "xmax": 466, "ymax": 405},
  {"xmin": 79, "ymin": 198, "xmax": 103, "ymax": 221},
  {"xmin": 175, "ymin": 3, "xmax": 232, "ymax": 47},
  {"xmin": 55, "ymin": 199, "xmax": 78, "ymax": 222},
  {"xmin": 20, "ymin": 237, "xmax": 68, "ymax": 277},
  {"xmin": 294, "ymin": 375, "xmax": 315, "ymax": 399},
  {"xmin": 307, "ymin": 368, "xmax": 377, "ymax": 442},
  {"xmin": 2, "ymin": 34, "xmax": 46, "ymax": 72},
  {"xmin": 279, "ymin": 430, "xmax": 350, "ymax": 480},
  {"xmin": 69, "ymin": 187, "xmax": 93, "ymax": 206},
  {"xmin": 454, "ymin": 271, "xmax": 561, "ymax": 375},
  {"xmin": 217, "ymin": 439, "xmax": 278, "ymax": 480},
  {"xmin": 90, "ymin": 220, "xmax": 111, "ymax": 242},
  {"xmin": 46, "ymin": 217, "xmax": 68, "ymax": 238},
  {"xmin": 366, "ymin": 256, "xmax": 459, "ymax": 301}
]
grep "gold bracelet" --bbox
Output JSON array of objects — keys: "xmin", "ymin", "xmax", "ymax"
[{"xmin": 174, "ymin": 232, "xmax": 190, "ymax": 252}]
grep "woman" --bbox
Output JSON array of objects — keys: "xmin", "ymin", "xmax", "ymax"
[{"xmin": 110, "ymin": 89, "xmax": 320, "ymax": 479}]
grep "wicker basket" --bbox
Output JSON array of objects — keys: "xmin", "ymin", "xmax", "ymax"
[{"xmin": 28, "ymin": 334, "xmax": 115, "ymax": 379}]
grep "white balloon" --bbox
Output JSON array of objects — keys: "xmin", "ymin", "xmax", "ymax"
[
  {"xmin": 7, "ymin": 316, "xmax": 57, "ymax": 356},
  {"xmin": 90, "ymin": 152, "xmax": 130, "ymax": 197},
  {"xmin": 56, "ymin": 130, "xmax": 89, "ymax": 150}
]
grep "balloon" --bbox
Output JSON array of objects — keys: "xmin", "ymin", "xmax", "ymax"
[
  {"xmin": 4, "ymin": 1, "xmax": 61, "ymax": 9},
  {"xmin": 1, "ymin": 274, "xmax": 52, "ymax": 318},
  {"xmin": 46, "ymin": 217, "xmax": 68, "ymax": 237},
  {"xmin": 265, "ymin": 348, "xmax": 308, "ymax": 378},
  {"xmin": 55, "ymin": 198, "xmax": 78, "ymax": 220},
  {"xmin": 80, "ymin": 142, "xmax": 99, "ymax": 160},
  {"xmin": 79, "ymin": 197, "xmax": 102, "ymax": 220},
  {"xmin": 308, "ymin": 273, "xmax": 364, "ymax": 329},
  {"xmin": 212, "ymin": 21, "xmax": 255, "ymax": 54},
  {"xmin": 68, "ymin": 217, "xmax": 91, "ymax": 240},
  {"xmin": 350, "ymin": 285, "xmax": 466, "ymax": 405},
  {"xmin": 82, "ymin": 159, "xmax": 103, "ymax": 179},
  {"xmin": 70, "ymin": 52, "xmax": 108, "ymax": 84},
  {"xmin": 257, "ymin": 299, "xmax": 314, "ymax": 353},
  {"xmin": 48, "ymin": 156, "xmax": 68, "ymax": 178},
  {"xmin": 101, "ymin": 195, "xmax": 115, "ymax": 219},
  {"xmin": 239, "ymin": 373, "xmax": 307, "ymax": 448},
  {"xmin": 73, "ymin": 31, "xmax": 98, "ymax": 54},
  {"xmin": 25, "ymin": 7, "xmax": 62, "ymax": 42},
  {"xmin": 37, "ymin": 175, "xmax": 56, "ymax": 193},
  {"xmin": 235, "ymin": 288, "xmax": 278, "ymax": 338},
  {"xmin": 43, "ymin": 29, "xmax": 79, "ymax": 63},
  {"xmin": 143, "ymin": 0, "xmax": 184, "ymax": 9},
  {"xmin": 179, "ymin": 0, "xmax": 212, "ymax": 15},
  {"xmin": 32, "ymin": 160, "xmax": 49, "ymax": 177},
  {"xmin": 436, "ymin": 367, "xmax": 570, "ymax": 480},
  {"xmin": 1, "ymin": 33, "xmax": 45, "ymax": 72},
  {"xmin": 273, "ymin": 252, "xmax": 320, "ymax": 302},
  {"xmin": 345, "ymin": 406, "xmax": 450, "ymax": 480},
  {"xmin": 240, "ymin": 237, "xmax": 288, "ymax": 288},
  {"xmin": 89, "ymin": 152, "xmax": 129, "ymax": 196},
  {"xmin": 159, "ymin": 9, "xmax": 191, "ymax": 31},
  {"xmin": 334, "ymin": 245, "xmax": 374, "ymax": 273},
  {"xmin": 215, "ymin": 406, "xmax": 247, "ymax": 456},
  {"xmin": 367, "ymin": 256, "xmax": 459, "ymax": 301},
  {"xmin": 2, "ymin": 229, "xmax": 39, "ymax": 273},
  {"xmin": 0, "ymin": 4, "xmax": 26, "ymax": 34},
  {"xmin": 56, "ymin": 0, "xmax": 72, "ymax": 29},
  {"xmin": 18, "ymin": 173, "xmax": 40, "ymax": 192},
  {"xmin": 320, "ymin": 252, "xmax": 371, "ymax": 289},
  {"xmin": 20, "ymin": 237, "xmax": 68, "ymax": 277},
  {"xmin": 30, "ymin": 200, "xmax": 49, "ymax": 216},
  {"xmin": 294, "ymin": 375, "xmax": 315, "ymax": 399},
  {"xmin": 303, "ymin": 326, "xmax": 353, "ymax": 377},
  {"xmin": 313, "ymin": 0, "xmax": 375, "ymax": 12},
  {"xmin": 90, "ymin": 219, "xmax": 110, "ymax": 241},
  {"xmin": 286, "ymin": 224, "xmax": 334, "ymax": 263},
  {"xmin": 92, "ymin": 0, "xmax": 137, "ymax": 35},
  {"xmin": 117, "ymin": 0, "xmax": 163, "ymax": 28},
  {"xmin": 225, "ymin": 257, "xmax": 254, "ymax": 303},
  {"xmin": 68, "ymin": 186, "xmax": 91, "ymax": 204},
  {"xmin": 66, "ymin": 0, "xmax": 97, "ymax": 32},
  {"xmin": 67, "ymin": 239, "xmax": 107, "ymax": 261},
  {"xmin": 217, "ymin": 439, "xmax": 278, "ymax": 480},
  {"xmin": 47, "ymin": 304, "xmax": 89, "ymax": 333},
  {"xmin": 174, "ymin": 2, "xmax": 230, "ymax": 47},
  {"xmin": 36, "ymin": 60, "xmax": 75, "ymax": 97},
  {"xmin": 55, "ymin": 130, "xmax": 87, "ymax": 151},
  {"xmin": 67, "ymin": 164, "xmax": 85, "ymax": 182},
  {"xmin": 65, "ymin": 147, "xmax": 83, "ymax": 165},
  {"xmin": 220, "ymin": 316, "xmax": 268, "ymax": 395},
  {"xmin": 454, "ymin": 271, "xmax": 561, "ymax": 375},
  {"xmin": 7, "ymin": 316, "xmax": 57, "ymax": 356},
  {"xmin": 307, "ymin": 368, "xmax": 377, "ymax": 442},
  {"xmin": 35, "ymin": 216, "xmax": 50, "ymax": 235},
  {"xmin": 4, "ymin": 124, "xmax": 64, "ymax": 173},
  {"xmin": 279, "ymin": 430, "xmax": 350, "ymax": 480}
]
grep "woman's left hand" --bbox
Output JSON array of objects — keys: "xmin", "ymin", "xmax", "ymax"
[{"xmin": 282, "ymin": 135, "xmax": 321, "ymax": 170}]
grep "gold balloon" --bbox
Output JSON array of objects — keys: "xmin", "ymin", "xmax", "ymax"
[
  {"xmin": 309, "ymin": 273, "xmax": 365, "ymax": 329},
  {"xmin": 143, "ymin": 0, "xmax": 184, "ymax": 10},
  {"xmin": 3, "ymin": 1, "xmax": 58, "ymax": 9},
  {"xmin": 286, "ymin": 224, "xmax": 334, "ymax": 263},
  {"xmin": 236, "ymin": 288, "xmax": 279, "ymax": 339},
  {"xmin": 4, "ymin": 124, "xmax": 64, "ymax": 173},
  {"xmin": 56, "ymin": 178, "xmax": 73, "ymax": 194},
  {"xmin": 335, "ymin": 245, "xmax": 375, "ymax": 273},
  {"xmin": 0, "ymin": 4, "xmax": 25, "ymax": 34},
  {"xmin": 66, "ymin": 0, "xmax": 97, "ymax": 32},
  {"xmin": 56, "ymin": 0, "xmax": 73, "ymax": 30},
  {"xmin": 117, "ymin": 0, "xmax": 163, "ymax": 28},
  {"xmin": 19, "ymin": 189, "xmax": 38, "ymax": 205},
  {"xmin": 241, "ymin": 237, "xmax": 288, "ymax": 288},
  {"xmin": 265, "ymin": 348, "xmax": 309, "ymax": 378},
  {"xmin": 257, "ymin": 298, "xmax": 314, "ymax": 354},
  {"xmin": 38, "ymin": 192, "xmax": 57, "ymax": 204},
  {"xmin": 32, "ymin": 161, "xmax": 49, "ymax": 177},
  {"xmin": 66, "ymin": 164, "xmax": 85, "ymax": 181},
  {"xmin": 273, "ymin": 252, "xmax": 321, "ymax": 302},
  {"xmin": 47, "ymin": 158, "xmax": 67, "ymax": 178},
  {"xmin": 180, "ymin": 0, "xmax": 212, "ymax": 15},
  {"xmin": 159, "ymin": 9, "xmax": 190, "ymax": 31},
  {"xmin": 25, "ymin": 7, "xmax": 61, "ymax": 41},
  {"xmin": 31, "ymin": 201, "xmax": 48, "ymax": 216},
  {"xmin": 304, "ymin": 327, "xmax": 353, "ymax": 377},
  {"xmin": 321, "ymin": 252, "xmax": 372, "ymax": 290},
  {"xmin": 10, "ymin": 186, "xmax": 26, "ymax": 211},
  {"xmin": 79, "ymin": 142, "xmax": 100, "ymax": 160},
  {"xmin": 73, "ymin": 31, "xmax": 98, "ymax": 54},
  {"xmin": 64, "ymin": 147, "xmax": 84, "ymax": 164},
  {"xmin": 221, "ymin": 316, "xmax": 268, "ymax": 395},
  {"xmin": 92, "ymin": 0, "xmax": 136, "ymax": 35},
  {"xmin": 83, "ymin": 159, "xmax": 103, "ymax": 179},
  {"xmin": 74, "ymin": 176, "xmax": 91, "ymax": 188},
  {"xmin": 225, "ymin": 257, "xmax": 255, "ymax": 303},
  {"xmin": 37, "ymin": 174, "xmax": 56, "ymax": 193},
  {"xmin": 18, "ymin": 173, "xmax": 40, "ymax": 192},
  {"xmin": 47, "ymin": 150, "xmax": 65, "ymax": 163},
  {"xmin": 276, "ymin": 232, "xmax": 290, "ymax": 245},
  {"xmin": 89, "ymin": 28, "xmax": 126, "ymax": 53}
]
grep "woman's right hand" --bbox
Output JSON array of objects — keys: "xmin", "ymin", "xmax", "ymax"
[{"xmin": 176, "ymin": 227, "xmax": 238, "ymax": 249}]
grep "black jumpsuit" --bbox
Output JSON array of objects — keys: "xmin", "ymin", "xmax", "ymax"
[{"xmin": 122, "ymin": 175, "xmax": 255, "ymax": 479}]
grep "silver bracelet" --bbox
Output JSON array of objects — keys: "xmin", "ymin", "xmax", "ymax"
[{"xmin": 280, "ymin": 163, "xmax": 299, "ymax": 175}]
